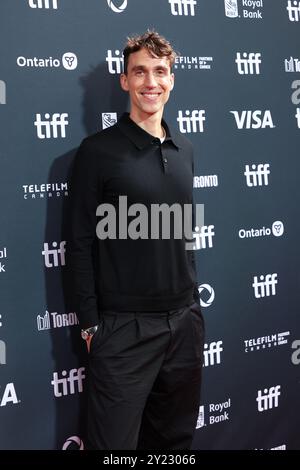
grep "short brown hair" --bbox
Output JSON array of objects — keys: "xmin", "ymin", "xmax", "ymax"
[{"xmin": 123, "ymin": 29, "xmax": 178, "ymax": 75}]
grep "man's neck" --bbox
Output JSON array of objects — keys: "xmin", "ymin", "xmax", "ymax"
[{"xmin": 129, "ymin": 110, "xmax": 165, "ymax": 139}]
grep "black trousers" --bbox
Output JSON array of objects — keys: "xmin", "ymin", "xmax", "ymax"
[{"xmin": 87, "ymin": 301, "xmax": 205, "ymax": 450}]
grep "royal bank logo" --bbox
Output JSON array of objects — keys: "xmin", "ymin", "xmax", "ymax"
[
  {"xmin": 37, "ymin": 311, "xmax": 79, "ymax": 331},
  {"xmin": 193, "ymin": 175, "xmax": 219, "ymax": 188},
  {"xmin": 196, "ymin": 405, "xmax": 205, "ymax": 428},
  {"xmin": 102, "ymin": 112, "xmax": 117, "ymax": 129},
  {"xmin": 0, "ymin": 247, "xmax": 7, "ymax": 274},
  {"xmin": 0, "ymin": 80, "xmax": 6, "ymax": 104},
  {"xmin": 174, "ymin": 56, "xmax": 213, "ymax": 71},
  {"xmin": 51, "ymin": 367, "xmax": 85, "ymax": 397},
  {"xmin": 235, "ymin": 52, "xmax": 262, "ymax": 74},
  {"xmin": 0, "ymin": 383, "xmax": 19, "ymax": 407},
  {"xmin": 224, "ymin": 0, "xmax": 238, "ymax": 17},
  {"xmin": 28, "ymin": 0, "xmax": 58, "ymax": 8},
  {"xmin": 169, "ymin": 0, "xmax": 197, "ymax": 16},
  {"xmin": 106, "ymin": 49, "xmax": 124, "ymax": 74},
  {"xmin": 230, "ymin": 110, "xmax": 274, "ymax": 129},
  {"xmin": 34, "ymin": 113, "xmax": 69, "ymax": 139},
  {"xmin": 239, "ymin": 221, "xmax": 284, "ymax": 239},
  {"xmin": 17, "ymin": 52, "xmax": 77, "ymax": 70},
  {"xmin": 198, "ymin": 283, "xmax": 215, "ymax": 308},
  {"xmin": 244, "ymin": 331, "xmax": 290, "ymax": 353},
  {"xmin": 287, "ymin": 0, "xmax": 300, "ymax": 21},
  {"xmin": 107, "ymin": 0, "xmax": 127, "ymax": 13},
  {"xmin": 252, "ymin": 273, "xmax": 278, "ymax": 298},
  {"xmin": 196, "ymin": 398, "xmax": 231, "ymax": 427},
  {"xmin": 62, "ymin": 436, "xmax": 84, "ymax": 450},
  {"xmin": 256, "ymin": 385, "xmax": 281, "ymax": 412},
  {"xmin": 177, "ymin": 110, "xmax": 206, "ymax": 133},
  {"xmin": 42, "ymin": 241, "xmax": 66, "ymax": 268},
  {"xmin": 23, "ymin": 182, "xmax": 68, "ymax": 200},
  {"xmin": 225, "ymin": 0, "xmax": 263, "ymax": 20}
]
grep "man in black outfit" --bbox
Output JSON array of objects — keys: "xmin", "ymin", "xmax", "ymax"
[{"xmin": 69, "ymin": 30, "xmax": 205, "ymax": 450}]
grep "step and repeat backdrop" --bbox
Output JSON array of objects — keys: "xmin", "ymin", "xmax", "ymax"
[{"xmin": 0, "ymin": 0, "xmax": 300, "ymax": 450}]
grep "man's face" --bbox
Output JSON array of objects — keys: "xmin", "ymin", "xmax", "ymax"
[{"xmin": 120, "ymin": 48, "xmax": 174, "ymax": 119}]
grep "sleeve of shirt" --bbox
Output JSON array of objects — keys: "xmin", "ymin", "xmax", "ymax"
[{"xmin": 68, "ymin": 138, "xmax": 102, "ymax": 329}]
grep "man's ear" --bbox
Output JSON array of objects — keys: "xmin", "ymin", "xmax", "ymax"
[
  {"xmin": 120, "ymin": 73, "xmax": 129, "ymax": 91},
  {"xmin": 170, "ymin": 72, "xmax": 175, "ymax": 91}
]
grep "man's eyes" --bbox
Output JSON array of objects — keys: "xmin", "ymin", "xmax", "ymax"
[{"xmin": 135, "ymin": 70, "xmax": 166, "ymax": 76}]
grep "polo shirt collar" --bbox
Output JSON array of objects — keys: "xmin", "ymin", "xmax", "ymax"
[{"xmin": 117, "ymin": 112, "xmax": 180, "ymax": 150}]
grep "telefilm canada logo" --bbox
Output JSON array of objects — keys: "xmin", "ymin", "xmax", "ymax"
[
  {"xmin": 224, "ymin": 0, "xmax": 264, "ymax": 20},
  {"xmin": 174, "ymin": 55, "xmax": 213, "ymax": 71},
  {"xmin": 17, "ymin": 52, "xmax": 77, "ymax": 70},
  {"xmin": 244, "ymin": 331, "xmax": 290, "ymax": 353},
  {"xmin": 22, "ymin": 182, "xmax": 68, "ymax": 200}
]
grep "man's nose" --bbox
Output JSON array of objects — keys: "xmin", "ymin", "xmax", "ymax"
[{"xmin": 144, "ymin": 72, "xmax": 157, "ymax": 87}]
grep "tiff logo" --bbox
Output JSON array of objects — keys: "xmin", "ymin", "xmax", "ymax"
[
  {"xmin": 169, "ymin": 0, "xmax": 197, "ymax": 16},
  {"xmin": 193, "ymin": 225, "xmax": 215, "ymax": 250},
  {"xmin": 256, "ymin": 385, "xmax": 281, "ymax": 411},
  {"xmin": 0, "ymin": 80, "xmax": 6, "ymax": 104},
  {"xmin": 28, "ymin": 0, "xmax": 58, "ymax": 8},
  {"xmin": 287, "ymin": 0, "xmax": 300, "ymax": 21},
  {"xmin": 295, "ymin": 108, "xmax": 300, "ymax": 128},
  {"xmin": 177, "ymin": 110, "xmax": 205, "ymax": 133},
  {"xmin": 102, "ymin": 112, "xmax": 117, "ymax": 129},
  {"xmin": 51, "ymin": 367, "xmax": 85, "ymax": 397},
  {"xmin": 203, "ymin": 341, "xmax": 223, "ymax": 367},
  {"xmin": 106, "ymin": 50, "xmax": 124, "ymax": 74},
  {"xmin": 252, "ymin": 273, "xmax": 278, "ymax": 298},
  {"xmin": 42, "ymin": 241, "xmax": 66, "ymax": 268},
  {"xmin": 230, "ymin": 110, "xmax": 275, "ymax": 129},
  {"xmin": 235, "ymin": 52, "xmax": 262, "ymax": 74},
  {"xmin": 244, "ymin": 164, "xmax": 270, "ymax": 187},
  {"xmin": 34, "ymin": 113, "xmax": 68, "ymax": 139}
]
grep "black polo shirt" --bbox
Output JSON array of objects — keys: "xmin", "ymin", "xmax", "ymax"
[{"xmin": 69, "ymin": 112, "xmax": 200, "ymax": 328}]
